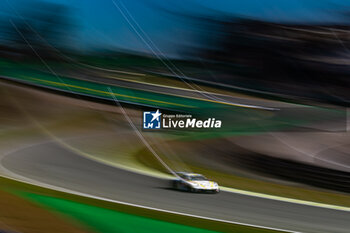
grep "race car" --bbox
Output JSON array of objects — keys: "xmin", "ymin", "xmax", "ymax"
[{"xmin": 172, "ymin": 172, "xmax": 220, "ymax": 193}]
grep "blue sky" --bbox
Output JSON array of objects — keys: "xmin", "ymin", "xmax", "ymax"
[{"xmin": 2, "ymin": 0, "xmax": 350, "ymax": 56}]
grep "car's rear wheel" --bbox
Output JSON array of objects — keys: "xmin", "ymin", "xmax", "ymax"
[{"xmin": 172, "ymin": 180, "xmax": 177, "ymax": 189}]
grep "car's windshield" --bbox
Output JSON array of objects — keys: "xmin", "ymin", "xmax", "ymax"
[{"xmin": 187, "ymin": 175, "xmax": 207, "ymax": 181}]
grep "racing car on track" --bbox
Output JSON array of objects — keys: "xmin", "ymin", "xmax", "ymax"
[{"xmin": 172, "ymin": 172, "xmax": 220, "ymax": 193}]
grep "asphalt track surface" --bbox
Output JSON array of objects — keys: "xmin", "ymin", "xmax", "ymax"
[{"xmin": 2, "ymin": 142, "xmax": 350, "ymax": 233}]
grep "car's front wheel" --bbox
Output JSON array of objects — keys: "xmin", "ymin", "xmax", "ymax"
[{"xmin": 187, "ymin": 186, "xmax": 199, "ymax": 193}]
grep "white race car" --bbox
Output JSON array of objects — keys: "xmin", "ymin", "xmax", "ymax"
[{"xmin": 172, "ymin": 172, "xmax": 219, "ymax": 193}]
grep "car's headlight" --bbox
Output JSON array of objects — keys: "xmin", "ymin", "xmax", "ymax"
[{"xmin": 190, "ymin": 182, "xmax": 200, "ymax": 188}]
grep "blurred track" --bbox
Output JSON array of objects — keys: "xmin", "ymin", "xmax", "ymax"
[
  {"xmin": 1, "ymin": 142, "xmax": 350, "ymax": 233},
  {"xmin": 0, "ymin": 74, "xmax": 286, "ymax": 111},
  {"xmin": 78, "ymin": 74, "xmax": 283, "ymax": 109}
]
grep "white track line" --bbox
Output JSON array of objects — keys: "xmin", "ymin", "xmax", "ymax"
[
  {"xmin": 0, "ymin": 142, "xmax": 299, "ymax": 233},
  {"xmin": 69, "ymin": 138, "xmax": 350, "ymax": 213}
]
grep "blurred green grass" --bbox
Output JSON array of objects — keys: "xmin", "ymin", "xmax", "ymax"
[{"xmin": 1, "ymin": 177, "xmax": 283, "ymax": 233}]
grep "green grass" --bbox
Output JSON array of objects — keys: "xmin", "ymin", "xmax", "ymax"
[
  {"xmin": 0, "ymin": 177, "xmax": 284, "ymax": 233},
  {"xmin": 20, "ymin": 192, "xmax": 219, "ymax": 233}
]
